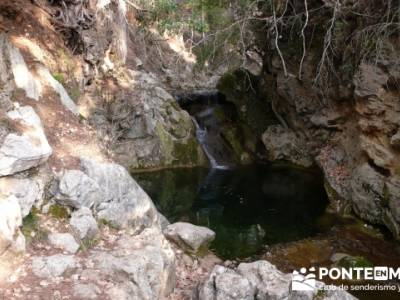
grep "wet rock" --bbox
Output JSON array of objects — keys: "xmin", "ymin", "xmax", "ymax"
[
  {"xmin": 70, "ymin": 207, "xmax": 99, "ymax": 240},
  {"xmin": 32, "ymin": 254, "xmax": 76, "ymax": 278},
  {"xmin": 198, "ymin": 265, "xmax": 255, "ymax": 300},
  {"xmin": 73, "ymin": 283, "xmax": 100, "ymax": 299},
  {"xmin": 0, "ymin": 195, "xmax": 24, "ymax": 254},
  {"xmin": 80, "ymin": 158, "xmax": 159, "ymax": 231},
  {"xmin": 55, "ymin": 170, "xmax": 102, "ymax": 209},
  {"xmin": 48, "ymin": 232, "xmax": 79, "ymax": 254},
  {"xmin": 0, "ymin": 106, "xmax": 52, "ymax": 176},
  {"xmin": 0, "ymin": 178, "xmax": 41, "ymax": 217},
  {"xmin": 262, "ymin": 125, "xmax": 313, "ymax": 167},
  {"xmin": 163, "ymin": 222, "xmax": 215, "ymax": 255},
  {"xmin": 91, "ymin": 228, "xmax": 175, "ymax": 299}
]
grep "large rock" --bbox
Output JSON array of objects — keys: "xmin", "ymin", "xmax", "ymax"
[
  {"xmin": 237, "ymin": 261, "xmax": 292, "ymax": 299},
  {"xmin": 80, "ymin": 158, "xmax": 159, "ymax": 231},
  {"xmin": 0, "ymin": 106, "xmax": 52, "ymax": 176},
  {"xmin": 55, "ymin": 170, "xmax": 102, "ymax": 209},
  {"xmin": 0, "ymin": 177, "xmax": 41, "ymax": 217},
  {"xmin": 70, "ymin": 207, "xmax": 99, "ymax": 240},
  {"xmin": 91, "ymin": 228, "xmax": 175, "ymax": 300},
  {"xmin": 48, "ymin": 232, "xmax": 80, "ymax": 254},
  {"xmin": 31, "ymin": 254, "xmax": 76, "ymax": 278},
  {"xmin": 86, "ymin": 70, "xmax": 207, "ymax": 171},
  {"xmin": 199, "ymin": 265, "xmax": 255, "ymax": 300},
  {"xmin": 163, "ymin": 222, "xmax": 215, "ymax": 254},
  {"xmin": 1, "ymin": 34, "xmax": 41, "ymax": 101},
  {"xmin": 262, "ymin": 125, "xmax": 313, "ymax": 167},
  {"xmin": 35, "ymin": 64, "xmax": 79, "ymax": 115},
  {"xmin": 0, "ymin": 195, "xmax": 25, "ymax": 254},
  {"xmin": 198, "ymin": 261, "xmax": 357, "ymax": 300}
]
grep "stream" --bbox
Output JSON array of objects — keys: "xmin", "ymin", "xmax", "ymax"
[
  {"xmin": 133, "ymin": 92, "xmax": 400, "ymax": 300},
  {"xmin": 135, "ymin": 164, "xmax": 329, "ymax": 259}
]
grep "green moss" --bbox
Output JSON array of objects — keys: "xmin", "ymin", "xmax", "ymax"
[
  {"xmin": 314, "ymin": 289, "xmax": 327, "ymax": 299},
  {"xmin": 22, "ymin": 208, "xmax": 49, "ymax": 245},
  {"xmin": 52, "ymin": 72, "xmax": 65, "ymax": 84},
  {"xmin": 337, "ymin": 255, "xmax": 374, "ymax": 269},
  {"xmin": 99, "ymin": 219, "xmax": 119, "ymax": 230},
  {"xmin": 79, "ymin": 237, "xmax": 100, "ymax": 252},
  {"xmin": 49, "ymin": 204, "xmax": 69, "ymax": 219}
]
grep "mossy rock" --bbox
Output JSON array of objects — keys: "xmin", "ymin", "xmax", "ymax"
[
  {"xmin": 49, "ymin": 204, "xmax": 69, "ymax": 219},
  {"xmin": 22, "ymin": 208, "xmax": 49, "ymax": 245},
  {"xmin": 336, "ymin": 255, "xmax": 374, "ymax": 269}
]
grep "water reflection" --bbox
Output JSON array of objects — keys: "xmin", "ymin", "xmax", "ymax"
[{"xmin": 134, "ymin": 164, "xmax": 329, "ymax": 259}]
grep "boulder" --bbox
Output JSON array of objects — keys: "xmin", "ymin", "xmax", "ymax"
[
  {"xmin": 31, "ymin": 254, "xmax": 76, "ymax": 278},
  {"xmin": 198, "ymin": 260, "xmax": 357, "ymax": 300},
  {"xmin": 91, "ymin": 228, "xmax": 175, "ymax": 299},
  {"xmin": 70, "ymin": 207, "xmax": 99, "ymax": 240},
  {"xmin": 0, "ymin": 177, "xmax": 41, "ymax": 217},
  {"xmin": 198, "ymin": 265, "xmax": 255, "ymax": 300},
  {"xmin": 262, "ymin": 125, "xmax": 313, "ymax": 167},
  {"xmin": 86, "ymin": 70, "xmax": 207, "ymax": 170},
  {"xmin": 163, "ymin": 222, "xmax": 215, "ymax": 254},
  {"xmin": 80, "ymin": 158, "xmax": 159, "ymax": 231},
  {"xmin": 0, "ymin": 195, "xmax": 25, "ymax": 254},
  {"xmin": 55, "ymin": 170, "xmax": 102, "ymax": 209},
  {"xmin": 48, "ymin": 232, "xmax": 80, "ymax": 254},
  {"xmin": 237, "ymin": 261, "xmax": 292, "ymax": 299},
  {"xmin": 0, "ymin": 106, "xmax": 52, "ymax": 176}
]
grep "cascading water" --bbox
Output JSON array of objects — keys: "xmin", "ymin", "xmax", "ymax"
[
  {"xmin": 177, "ymin": 92, "xmax": 236, "ymax": 169},
  {"xmin": 191, "ymin": 117, "xmax": 221, "ymax": 168}
]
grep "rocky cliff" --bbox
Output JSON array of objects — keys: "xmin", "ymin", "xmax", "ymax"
[{"xmin": 216, "ymin": 0, "xmax": 400, "ymax": 239}]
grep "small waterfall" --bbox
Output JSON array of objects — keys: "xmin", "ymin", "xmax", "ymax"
[
  {"xmin": 191, "ymin": 117, "xmax": 228, "ymax": 169},
  {"xmin": 177, "ymin": 91, "xmax": 236, "ymax": 169}
]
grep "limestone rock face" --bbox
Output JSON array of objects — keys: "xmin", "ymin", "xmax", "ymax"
[
  {"xmin": 48, "ymin": 233, "xmax": 80, "ymax": 254},
  {"xmin": 91, "ymin": 228, "xmax": 175, "ymax": 300},
  {"xmin": 80, "ymin": 158, "xmax": 160, "ymax": 231},
  {"xmin": 86, "ymin": 70, "xmax": 207, "ymax": 171},
  {"xmin": 1, "ymin": 34, "xmax": 41, "ymax": 101},
  {"xmin": 163, "ymin": 222, "xmax": 215, "ymax": 254},
  {"xmin": 0, "ymin": 177, "xmax": 41, "ymax": 217},
  {"xmin": 0, "ymin": 195, "xmax": 25, "ymax": 254},
  {"xmin": 32, "ymin": 254, "xmax": 77, "ymax": 278},
  {"xmin": 0, "ymin": 106, "xmax": 52, "ymax": 176},
  {"xmin": 70, "ymin": 207, "xmax": 99, "ymax": 240},
  {"xmin": 262, "ymin": 125, "xmax": 313, "ymax": 167},
  {"xmin": 55, "ymin": 170, "xmax": 102, "ymax": 209}
]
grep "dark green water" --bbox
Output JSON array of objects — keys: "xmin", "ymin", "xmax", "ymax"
[{"xmin": 134, "ymin": 164, "xmax": 330, "ymax": 259}]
